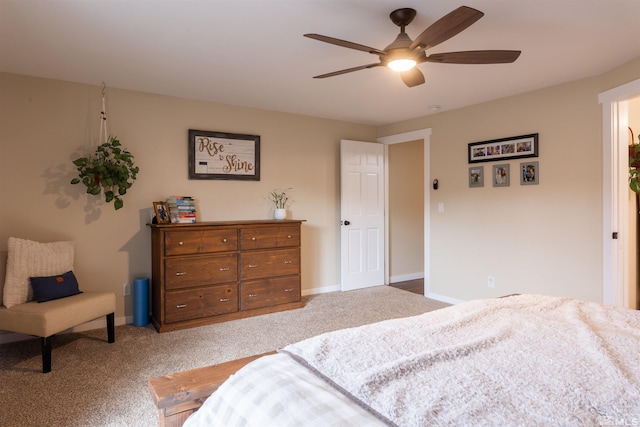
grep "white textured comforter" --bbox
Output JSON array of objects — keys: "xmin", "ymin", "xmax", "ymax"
[{"xmin": 186, "ymin": 295, "xmax": 640, "ymax": 426}]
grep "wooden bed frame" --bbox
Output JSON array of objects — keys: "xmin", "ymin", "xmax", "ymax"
[{"xmin": 148, "ymin": 352, "xmax": 275, "ymax": 427}]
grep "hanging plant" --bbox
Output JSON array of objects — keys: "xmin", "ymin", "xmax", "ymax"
[{"xmin": 70, "ymin": 136, "xmax": 139, "ymax": 210}]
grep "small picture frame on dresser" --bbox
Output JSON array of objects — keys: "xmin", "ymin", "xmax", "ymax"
[{"xmin": 153, "ymin": 201, "xmax": 171, "ymax": 224}]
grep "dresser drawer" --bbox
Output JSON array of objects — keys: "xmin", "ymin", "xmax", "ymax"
[
  {"xmin": 241, "ymin": 248, "xmax": 300, "ymax": 280},
  {"xmin": 241, "ymin": 276, "xmax": 301, "ymax": 310},
  {"xmin": 165, "ymin": 254, "xmax": 238, "ymax": 290},
  {"xmin": 165, "ymin": 229, "xmax": 238, "ymax": 256},
  {"xmin": 240, "ymin": 226, "xmax": 300, "ymax": 250},
  {"xmin": 165, "ymin": 284, "xmax": 238, "ymax": 323}
]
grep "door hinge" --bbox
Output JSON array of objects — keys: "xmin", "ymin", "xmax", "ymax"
[{"xmin": 612, "ymin": 232, "xmax": 619, "ymax": 239}]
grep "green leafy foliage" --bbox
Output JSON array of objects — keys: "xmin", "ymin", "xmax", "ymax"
[
  {"xmin": 269, "ymin": 188, "xmax": 292, "ymax": 209},
  {"xmin": 630, "ymin": 135, "xmax": 640, "ymax": 193},
  {"xmin": 70, "ymin": 136, "xmax": 139, "ymax": 210}
]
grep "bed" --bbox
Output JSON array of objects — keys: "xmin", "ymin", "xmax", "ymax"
[{"xmin": 149, "ymin": 294, "xmax": 640, "ymax": 426}]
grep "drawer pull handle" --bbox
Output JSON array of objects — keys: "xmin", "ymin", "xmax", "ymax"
[
  {"xmin": 222, "ymin": 238, "xmax": 228, "ymax": 243},
  {"xmin": 284, "ymin": 288, "xmax": 294, "ymax": 292},
  {"xmin": 219, "ymin": 267, "xmax": 230, "ymax": 271},
  {"xmin": 251, "ymin": 237, "xmax": 257, "ymax": 241},
  {"xmin": 287, "ymin": 235, "xmax": 292, "ymax": 239},
  {"xmin": 219, "ymin": 298, "xmax": 230, "ymax": 302},
  {"xmin": 178, "ymin": 241, "xmax": 184, "ymax": 246},
  {"xmin": 284, "ymin": 260, "xmax": 293, "ymax": 264},
  {"xmin": 248, "ymin": 264, "xmax": 258, "ymax": 268},
  {"xmin": 176, "ymin": 304, "xmax": 187, "ymax": 309},
  {"xmin": 248, "ymin": 293, "xmax": 258, "ymax": 298},
  {"xmin": 175, "ymin": 272, "xmax": 187, "ymax": 276}
]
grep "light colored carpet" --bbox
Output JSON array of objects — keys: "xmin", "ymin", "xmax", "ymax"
[{"xmin": 0, "ymin": 286, "xmax": 448, "ymax": 427}]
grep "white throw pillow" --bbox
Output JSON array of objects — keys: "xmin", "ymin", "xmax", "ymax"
[{"xmin": 3, "ymin": 237, "xmax": 75, "ymax": 308}]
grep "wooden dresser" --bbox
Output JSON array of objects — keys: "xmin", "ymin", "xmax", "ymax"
[{"xmin": 149, "ymin": 220, "xmax": 304, "ymax": 332}]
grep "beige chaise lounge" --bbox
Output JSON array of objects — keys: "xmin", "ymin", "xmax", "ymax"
[
  {"xmin": 0, "ymin": 238, "xmax": 117, "ymax": 373},
  {"xmin": 0, "ymin": 291, "xmax": 116, "ymax": 373}
]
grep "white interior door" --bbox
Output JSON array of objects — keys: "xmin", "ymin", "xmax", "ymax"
[{"xmin": 340, "ymin": 139, "xmax": 385, "ymax": 291}]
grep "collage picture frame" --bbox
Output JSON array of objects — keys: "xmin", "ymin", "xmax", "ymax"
[
  {"xmin": 467, "ymin": 133, "xmax": 540, "ymax": 188},
  {"xmin": 468, "ymin": 133, "xmax": 538, "ymax": 164}
]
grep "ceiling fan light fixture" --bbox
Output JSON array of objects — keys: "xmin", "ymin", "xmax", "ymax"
[{"xmin": 388, "ymin": 58, "xmax": 416, "ymax": 72}]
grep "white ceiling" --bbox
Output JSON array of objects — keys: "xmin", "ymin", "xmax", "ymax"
[{"xmin": 1, "ymin": 0, "xmax": 639, "ymax": 126}]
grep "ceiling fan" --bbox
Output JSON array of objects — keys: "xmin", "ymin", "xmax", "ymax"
[{"xmin": 304, "ymin": 6, "xmax": 521, "ymax": 87}]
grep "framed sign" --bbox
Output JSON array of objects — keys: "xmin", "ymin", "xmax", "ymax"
[
  {"xmin": 188, "ymin": 129, "xmax": 260, "ymax": 180},
  {"xmin": 468, "ymin": 133, "xmax": 538, "ymax": 164}
]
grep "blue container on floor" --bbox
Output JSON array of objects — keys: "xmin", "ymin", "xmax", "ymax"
[{"xmin": 133, "ymin": 277, "xmax": 150, "ymax": 327}]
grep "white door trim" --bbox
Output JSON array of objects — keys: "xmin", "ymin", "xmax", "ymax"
[
  {"xmin": 377, "ymin": 128, "xmax": 432, "ymax": 295},
  {"xmin": 599, "ymin": 78, "xmax": 640, "ymax": 307}
]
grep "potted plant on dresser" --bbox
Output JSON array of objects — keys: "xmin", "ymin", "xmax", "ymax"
[{"xmin": 269, "ymin": 188, "xmax": 292, "ymax": 219}]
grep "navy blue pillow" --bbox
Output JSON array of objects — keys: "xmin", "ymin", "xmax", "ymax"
[{"xmin": 29, "ymin": 270, "xmax": 82, "ymax": 303}]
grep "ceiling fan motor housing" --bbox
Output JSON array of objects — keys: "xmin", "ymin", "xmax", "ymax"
[{"xmin": 383, "ymin": 32, "xmax": 417, "ymax": 65}]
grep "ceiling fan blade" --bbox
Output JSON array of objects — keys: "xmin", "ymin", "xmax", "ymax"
[
  {"xmin": 304, "ymin": 34, "xmax": 386, "ymax": 56},
  {"xmin": 313, "ymin": 63, "xmax": 382, "ymax": 79},
  {"xmin": 410, "ymin": 6, "xmax": 484, "ymax": 50},
  {"xmin": 424, "ymin": 50, "xmax": 521, "ymax": 64},
  {"xmin": 400, "ymin": 68, "xmax": 425, "ymax": 87}
]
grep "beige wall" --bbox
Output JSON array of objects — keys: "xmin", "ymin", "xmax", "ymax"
[
  {"xmin": 1, "ymin": 57, "xmax": 639, "ymax": 327},
  {"xmin": 388, "ymin": 140, "xmax": 424, "ymax": 280},
  {"xmin": 379, "ymin": 57, "xmax": 640, "ymax": 303},
  {"xmin": 0, "ymin": 73, "xmax": 377, "ymax": 323}
]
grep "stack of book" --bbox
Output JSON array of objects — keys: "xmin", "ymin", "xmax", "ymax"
[{"xmin": 166, "ymin": 196, "xmax": 197, "ymax": 223}]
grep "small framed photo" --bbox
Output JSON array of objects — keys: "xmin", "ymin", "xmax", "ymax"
[
  {"xmin": 153, "ymin": 201, "xmax": 171, "ymax": 224},
  {"xmin": 520, "ymin": 161, "xmax": 539, "ymax": 185},
  {"xmin": 469, "ymin": 166, "xmax": 484, "ymax": 188},
  {"xmin": 492, "ymin": 164, "xmax": 510, "ymax": 187}
]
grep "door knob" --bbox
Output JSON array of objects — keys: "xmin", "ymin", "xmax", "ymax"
[{"xmin": 343, "ymin": 220, "xmax": 350, "ymax": 226}]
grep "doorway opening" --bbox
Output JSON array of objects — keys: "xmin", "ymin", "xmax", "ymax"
[
  {"xmin": 600, "ymin": 79, "xmax": 640, "ymax": 309},
  {"xmin": 378, "ymin": 129, "xmax": 431, "ymax": 296}
]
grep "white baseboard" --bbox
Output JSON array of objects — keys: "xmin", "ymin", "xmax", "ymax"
[
  {"xmin": 426, "ymin": 292, "xmax": 465, "ymax": 305},
  {"xmin": 302, "ymin": 284, "xmax": 340, "ymax": 296},
  {"xmin": 0, "ymin": 314, "xmax": 132, "ymax": 345},
  {"xmin": 389, "ymin": 272, "xmax": 424, "ymax": 283}
]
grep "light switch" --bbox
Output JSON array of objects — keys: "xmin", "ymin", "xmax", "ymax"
[{"xmin": 438, "ymin": 202, "xmax": 444, "ymax": 213}]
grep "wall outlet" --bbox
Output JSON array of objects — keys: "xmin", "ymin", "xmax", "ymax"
[
  {"xmin": 123, "ymin": 283, "xmax": 131, "ymax": 296},
  {"xmin": 487, "ymin": 276, "xmax": 495, "ymax": 288}
]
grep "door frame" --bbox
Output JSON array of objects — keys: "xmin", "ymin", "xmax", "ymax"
[
  {"xmin": 378, "ymin": 128, "xmax": 432, "ymax": 296},
  {"xmin": 599, "ymin": 78, "xmax": 640, "ymax": 307}
]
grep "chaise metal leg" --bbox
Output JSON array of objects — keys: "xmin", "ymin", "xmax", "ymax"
[
  {"xmin": 41, "ymin": 336, "xmax": 53, "ymax": 373},
  {"xmin": 107, "ymin": 313, "xmax": 115, "ymax": 343}
]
